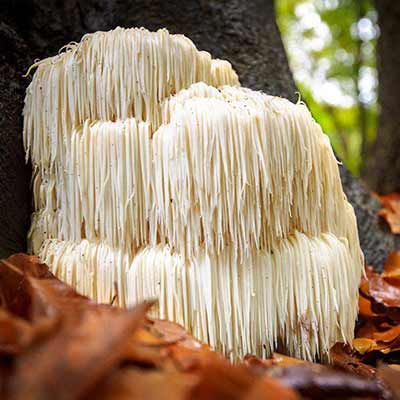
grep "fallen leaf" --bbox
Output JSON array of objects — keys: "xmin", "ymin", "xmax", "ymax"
[
  {"xmin": 359, "ymin": 294, "xmax": 379, "ymax": 319},
  {"xmin": 245, "ymin": 352, "xmax": 384, "ymax": 399},
  {"xmin": 244, "ymin": 353, "xmax": 307, "ymax": 374},
  {"xmin": 0, "ymin": 255, "xmax": 48, "ymax": 319},
  {"xmin": 243, "ymin": 377, "xmax": 299, "ymax": 400},
  {"xmin": 368, "ymin": 270, "xmax": 400, "ymax": 309},
  {"xmin": 132, "ymin": 319, "xmax": 188, "ymax": 347},
  {"xmin": 356, "ymin": 320, "xmax": 378, "ymax": 339},
  {"xmin": 379, "ymin": 209, "xmax": 400, "ymax": 234},
  {"xmin": 383, "ymin": 252, "xmax": 400, "ymax": 286},
  {"xmin": 271, "ymin": 364, "xmax": 382, "ymax": 399},
  {"xmin": 0, "ymin": 309, "xmax": 31, "ymax": 355},
  {"xmin": 377, "ymin": 364, "xmax": 400, "ymax": 400},
  {"xmin": 0, "ymin": 254, "xmax": 153, "ymax": 400},
  {"xmin": 125, "ymin": 318, "xmax": 217, "ymax": 371},
  {"xmin": 188, "ymin": 359, "xmax": 299, "ymax": 400},
  {"xmin": 353, "ymin": 338, "xmax": 376, "ymax": 355},
  {"xmin": 378, "ymin": 193, "xmax": 400, "ymax": 234},
  {"xmin": 330, "ymin": 343, "xmax": 376, "ymax": 378},
  {"xmin": 373, "ymin": 325, "xmax": 400, "ymax": 343},
  {"xmin": 88, "ymin": 367, "xmax": 198, "ymax": 400},
  {"xmin": 6, "ymin": 303, "xmax": 150, "ymax": 400}
]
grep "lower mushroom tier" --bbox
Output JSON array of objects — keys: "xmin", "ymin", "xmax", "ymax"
[{"xmin": 39, "ymin": 231, "xmax": 363, "ymax": 361}]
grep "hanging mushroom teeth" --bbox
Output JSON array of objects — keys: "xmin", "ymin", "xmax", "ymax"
[
  {"xmin": 39, "ymin": 231, "xmax": 360, "ymax": 362},
  {"xmin": 23, "ymin": 27, "xmax": 239, "ymax": 169},
  {"xmin": 151, "ymin": 87, "xmax": 360, "ymax": 260},
  {"xmin": 25, "ymin": 27, "xmax": 363, "ymax": 361}
]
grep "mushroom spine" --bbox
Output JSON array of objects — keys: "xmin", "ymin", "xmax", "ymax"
[{"xmin": 24, "ymin": 26, "xmax": 363, "ymax": 361}]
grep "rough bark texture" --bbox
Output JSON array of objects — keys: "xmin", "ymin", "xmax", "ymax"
[
  {"xmin": 338, "ymin": 166, "xmax": 398, "ymax": 271},
  {"xmin": 363, "ymin": 0, "xmax": 400, "ymax": 194},
  {"xmin": 0, "ymin": 22, "xmax": 32, "ymax": 259},
  {"xmin": 0, "ymin": 0, "xmax": 398, "ymax": 269}
]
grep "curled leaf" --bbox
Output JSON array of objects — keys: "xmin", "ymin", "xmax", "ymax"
[{"xmin": 378, "ymin": 194, "xmax": 400, "ymax": 234}]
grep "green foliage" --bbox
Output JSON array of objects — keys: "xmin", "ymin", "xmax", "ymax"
[{"xmin": 276, "ymin": 0, "xmax": 378, "ymax": 175}]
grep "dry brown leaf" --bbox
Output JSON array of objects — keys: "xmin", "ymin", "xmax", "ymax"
[
  {"xmin": 367, "ymin": 269, "xmax": 400, "ymax": 309},
  {"xmin": 378, "ymin": 364, "xmax": 400, "ymax": 400},
  {"xmin": 0, "ymin": 254, "xmax": 153, "ymax": 400},
  {"xmin": 125, "ymin": 317, "xmax": 217, "ymax": 372},
  {"xmin": 88, "ymin": 368, "xmax": 198, "ymax": 400},
  {"xmin": 271, "ymin": 364, "xmax": 382, "ymax": 399},
  {"xmin": 0, "ymin": 309, "xmax": 32, "ymax": 356},
  {"xmin": 245, "ymin": 352, "xmax": 382, "ymax": 399},
  {"xmin": 244, "ymin": 353, "xmax": 307, "ymax": 374},
  {"xmin": 188, "ymin": 359, "xmax": 299, "ymax": 400},
  {"xmin": 330, "ymin": 343, "xmax": 377, "ymax": 378},
  {"xmin": 359, "ymin": 295, "xmax": 374, "ymax": 318},
  {"xmin": 243, "ymin": 377, "xmax": 299, "ymax": 400},
  {"xmin": 7, "ymin": 304, "xmax": 150, "ymax": 400},
  {"xmin": 373, "ymin": 324, "xmax": 400, "ymax": 343},
  {"xmin": 378, "ymin": 193, "xmax": 400, "ymax": 234},
  {"xmin": 0, "ymin": 255, "xmax": 51, "ymax": 319},
  {"xmin": 353, "ymin": 338, "xmax": 376, "ymax": 355},
  {"xmin": 383, "ymin": 252, "xmax": 400, "ymax": 286},
  {"xmin": 379, "ymin": 209, "xmax": 400, "ymax": 234}
]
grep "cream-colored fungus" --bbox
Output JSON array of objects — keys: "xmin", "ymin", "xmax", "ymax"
[
  {"xmin": 128, "ymin": 232, "xmax": 360, "ymax": 362},
  {"xmin": 152, "ymin": 86, "xmax": 360, "ymax": 260},
  {"xmin": 28, "ymin": 118, "xmax": 152, "ymax": 254},
  {"xmin": 40, "ymin": 231, "xmax": 360, "ymax": 362},
  {"xmin": 23, "ymin": 27, "xmax": 239, "ymax": 170},
  {"xmin": 24, "ymin": 27, "xmax": 363, "ymax": 361}
]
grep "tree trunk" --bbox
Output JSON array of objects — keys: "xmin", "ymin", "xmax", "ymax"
[
  {"xmin": 363, "ymin": 0, "xmax": 400, "ymax": 194},
  {"xmin": 0, "ymin": 0, "xmax": 398, "ymax": 269},
  {"xmin": 0, "ymin": 23, "xmax": 32, "ymax": 258}
]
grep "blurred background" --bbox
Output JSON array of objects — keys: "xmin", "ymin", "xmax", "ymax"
[
  {"xmin": 276, "ymin": 0, "xmax": 400, "ymax": 196},
  {"xmin": 276, "ymin": 0, "xmax": 378, "ymax": 176}
]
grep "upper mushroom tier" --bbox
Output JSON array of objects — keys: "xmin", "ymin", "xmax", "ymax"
[{"xmin": 23, "ymin": 27, "xmax": 239, "ymax": 170}]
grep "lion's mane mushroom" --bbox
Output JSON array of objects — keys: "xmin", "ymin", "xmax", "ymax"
[{"xmin": 24, "ymin": 27, "xmax": 364, "ymax": 361}]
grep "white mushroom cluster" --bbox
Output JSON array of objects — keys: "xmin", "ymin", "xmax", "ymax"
[{"xmin": 24, "ymin": 27, "xmax": 364, "ymax": 361}]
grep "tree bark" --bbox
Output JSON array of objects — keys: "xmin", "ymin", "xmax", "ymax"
[
  {"xmin": 363, "ymin": 0, "xmax": 400, "ymax": 194},
  {"xmin": 0, "ymin": 0, "xmax": 398, "ymax": 269},
  {"xmin": 2, "ymin": 0, "xmax": 297, "ymax": 100},
  {"xmin": 0, "ymin": 23, "xmax": 32, "ymax": 258}
]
